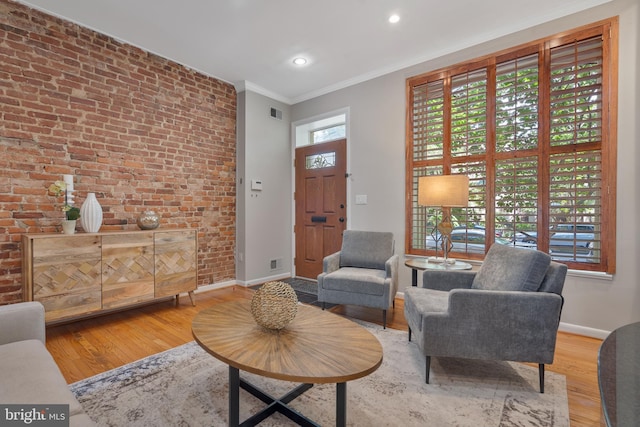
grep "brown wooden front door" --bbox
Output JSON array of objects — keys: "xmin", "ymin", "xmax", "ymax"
[{"xmin": 294, "ymin": 139, "xmax": 347, "ymax": 279}]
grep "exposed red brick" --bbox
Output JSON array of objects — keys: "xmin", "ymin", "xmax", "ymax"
[{"xmin": 0, "ymin": 0, "xmax": 237, "ymax": 304}]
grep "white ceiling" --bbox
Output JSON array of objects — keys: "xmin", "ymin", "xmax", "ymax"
[{"xmin": 16, "ymin": 0, "xmax": 610, "ymax": 105}]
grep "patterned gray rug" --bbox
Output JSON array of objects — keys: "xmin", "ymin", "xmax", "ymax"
[{"xmin": 70, "ymin": 321, "xmax": 569, "ymax": 426}]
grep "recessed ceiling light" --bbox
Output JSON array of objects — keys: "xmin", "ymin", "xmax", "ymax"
[
  {"xmin": 389, "ymin": 14, "xmax": 400, "ymax": 24},
  {"xmin": 293, "ymin": 57, "xmax": 307, "ymax": 66}
]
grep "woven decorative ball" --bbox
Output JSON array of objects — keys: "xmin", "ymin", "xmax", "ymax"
[{"xmin": 250, "ymin": 281, "xmax": 298, "ymax": 330}]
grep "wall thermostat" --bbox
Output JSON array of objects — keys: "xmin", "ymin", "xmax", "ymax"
[{"xmin": 251, "ymin": 179, "xmax": 263, "ymax": 191}]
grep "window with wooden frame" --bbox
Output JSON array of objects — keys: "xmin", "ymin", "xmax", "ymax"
[{"xmin": 406, "ymin": 18, "xmax": 618, "ymax": 273}]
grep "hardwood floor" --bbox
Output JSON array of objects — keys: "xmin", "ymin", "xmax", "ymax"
[{"xmin": 46, "ymin": 285, "xmax": 603, "ymax": 426}]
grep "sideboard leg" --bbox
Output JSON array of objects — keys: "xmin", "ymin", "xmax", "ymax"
[{"xmin": 188, "ymin": 290, "xmax": 196, "ymax": 306}]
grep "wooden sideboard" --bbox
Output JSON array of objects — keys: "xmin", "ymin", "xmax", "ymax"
[{"xmin": 22, "ymin": 229, "xmax": 197, "ymax": 323}]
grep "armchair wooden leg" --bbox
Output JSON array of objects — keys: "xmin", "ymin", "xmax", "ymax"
[
  {"xmin": 382, "ymin": 310, "xmax": 387, "ymax": 329},
  {"xmin": 539, "ymin": 363, "xmax": 545, "ymax": 393},
  {"xmin": 425, "ymin": 356, "xmax": 431, "ymax": 384}
]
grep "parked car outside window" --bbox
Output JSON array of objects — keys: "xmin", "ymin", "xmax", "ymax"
[
  {"xmin": 426, "ymin": 224, "xmax": 596, "ymax": 262},
  {"xmin": 512, "ymin": 231, "xmax": 538, "ymax": 245},
  {"xmin": 510, "ymin": 224, "xmax": 596, "ymax": 262},
  {"xmin": 426, "ymin": 228, "xmax": 517, "ymax": 255}
]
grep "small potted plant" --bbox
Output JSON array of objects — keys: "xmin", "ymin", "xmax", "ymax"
[
  {"xmin": 48, "ymin": 181, "xmax": 81, "ymax": 234},
  {"xmin": 61, "ymin": 206, "xmax": 80, "ymax": 234},
  {"xmin": 64, "ymin": 205, "xmax": 81, "ymax": 220}
]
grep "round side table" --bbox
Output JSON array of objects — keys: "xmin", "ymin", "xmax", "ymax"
[{"xmin": 404, "ymin": 258, "xmax": 473, "ymax": 286}]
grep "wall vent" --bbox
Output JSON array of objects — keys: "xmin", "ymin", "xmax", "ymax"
[
  {"xmin": 270, "ymin": 107, "xmax": 282, "ymax": 120},
  {"xmin": 270, "ymin": 258, "xmax": 283, "ymax": 271}
]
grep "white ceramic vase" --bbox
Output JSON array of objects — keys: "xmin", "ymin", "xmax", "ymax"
[{"xmin": 80, "ymin": 192, "xmax": 103, "ymax": 233}]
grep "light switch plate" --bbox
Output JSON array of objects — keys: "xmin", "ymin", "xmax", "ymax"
[{"xmin": 355, "ymin": 194, "xmax": 367, "ymax": 205}]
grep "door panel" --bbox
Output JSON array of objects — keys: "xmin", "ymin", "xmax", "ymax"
[
  {"xmin": 295, "ymin": 139, "xmax": 347, "ymax": 279},
  {"xmin": 323, "ymin": 176, "xmax": 337, "ymax": 211},
  {"xmin": 305, "ymin": 177, "xmax": 320, "ymax": 212},
  {"xmin": 303, "ymin": 225, "xmax": 321, "ymax": 263}
]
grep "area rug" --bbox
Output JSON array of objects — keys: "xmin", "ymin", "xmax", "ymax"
[
  {"xmin": 70, "ymin": 321, "xmax": 569, "ymax": 427},
  {"xmin": 281, "ymin": 277, "xmax": 318, "ymax": 295},
  {"xmin": 254, "ymin": 278, "xmax": 333, "ymax": 307}
]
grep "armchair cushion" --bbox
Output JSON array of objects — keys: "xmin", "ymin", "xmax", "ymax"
[
  {"xmin": 471, "ymin": 244, "xmax": 551, "ymax": 292},
  {"xmin": 404, "ymin": 287, "xmax": 449, "ymax": 333},
  {"xmin": 321, "ymin": 267, "xmax": 387, "ymax": 296},
  {"xmin": 339, "ymin": 230, "xmax": 394, "ymax": 270}
]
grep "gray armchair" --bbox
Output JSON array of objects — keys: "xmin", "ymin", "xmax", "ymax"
[
  {"xmin": 317, "ymin": 230, "xmax": 399, "ymax": 328},
  {"xmin": 404, "ymin": 244, "xmax": 567, "ymax": 393}
]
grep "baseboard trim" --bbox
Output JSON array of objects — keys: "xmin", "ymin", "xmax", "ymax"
[
  {"xmin": 195, "ymin": 273, "xmax": 294, "ymax": 292},
  {"xmin": 237, "ymin": 272, "xmax": 292, "ymax": 287},
  {"xmin": 193, "ymin": 280, "xmax": 238, "ymax": 294},
  {"xmin": 558, "ymin": 322, "xmax": 610, "ymax": 339}
]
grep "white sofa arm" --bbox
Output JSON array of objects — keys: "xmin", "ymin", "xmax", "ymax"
[{"xmin": 0, "ymin": 301, "xmax": 46, "ymax": 345}]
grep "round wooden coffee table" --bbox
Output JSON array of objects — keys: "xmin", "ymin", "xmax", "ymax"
[{"xmin": 192, "ymin": 300, "xmax": 383, "ymax": 427}]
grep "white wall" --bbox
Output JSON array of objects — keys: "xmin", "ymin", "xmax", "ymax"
[
  {"xmin": 290, "ymin": 76, "xmax": 410, "ymax": 283},
  {"xmin": 288, "ymin": 0, "xmax": 640, "ymax": 336},
  {"xmin": 236, "ymin": 91, "xmax": 292, "ymax": 284}
]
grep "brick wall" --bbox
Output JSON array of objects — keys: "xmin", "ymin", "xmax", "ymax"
[{"xmin": 0, "ymin": 0, "xmax": 237, "ymax": 304}]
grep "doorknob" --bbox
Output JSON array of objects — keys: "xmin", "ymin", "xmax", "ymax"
[
  {"xmin": 340, "ymin": 204, "xmax": 345, "ymax": 209},
  {"xmin": 339, "ymin": 217, "xmax": 345, "ymax": 222}
]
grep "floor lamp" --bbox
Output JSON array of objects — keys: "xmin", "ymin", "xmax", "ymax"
[{"xmin": 418, "ymin": 175, "xmax": 469, "ymax": 264}]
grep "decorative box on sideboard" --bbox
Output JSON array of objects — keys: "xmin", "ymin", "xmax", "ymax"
[{"xmin": 21, "ymin": 229, "xmax": 197, "ymax": 324}]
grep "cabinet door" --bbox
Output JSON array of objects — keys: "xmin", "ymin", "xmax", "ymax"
[
  {"xmin": 154, "ymin": 230, "xmax": 197, "ymax": 298},
  {"xmin": 31, "ymin": 235, "xmax": 102, "ymax": 322},
  {"xmin": 102, "ymin": 232, "xmax": 155, "ymax": 309}
]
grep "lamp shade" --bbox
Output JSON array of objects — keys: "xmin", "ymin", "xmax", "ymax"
[{"xmin": 418, "ymin": 175, "xmax": 469, "ymax": 207}]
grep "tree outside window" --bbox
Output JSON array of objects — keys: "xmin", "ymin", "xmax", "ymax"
[{"xmin": 406, "ymin": 18, "xmax": 617, "ymax": 273}]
